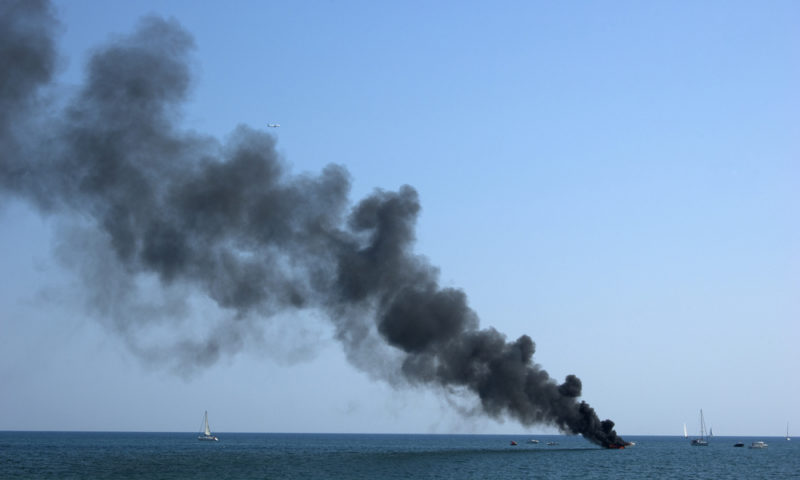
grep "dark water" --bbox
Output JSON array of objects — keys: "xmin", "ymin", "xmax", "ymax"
[{"xmin": 1, "ymin": 432, "xmax": 797, "ymax": 479}]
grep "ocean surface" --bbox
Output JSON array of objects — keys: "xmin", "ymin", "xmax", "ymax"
[{"xmin": 1, "ymin": 432, "xmax": 798, "ymax": 479}]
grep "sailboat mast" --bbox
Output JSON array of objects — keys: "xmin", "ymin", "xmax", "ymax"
[{"xmin": 699, "ymin": 409, "xmax": 707, "ymax": 439}]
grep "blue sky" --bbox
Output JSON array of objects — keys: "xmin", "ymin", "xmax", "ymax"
[{"xmin": 1, "ymin": 0, "xmax": 798, "ymax": 436}]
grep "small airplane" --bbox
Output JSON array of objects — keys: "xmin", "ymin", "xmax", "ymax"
[{"xmin": 267, "ymin": 123, "xmax": 280, "ymax": 128}]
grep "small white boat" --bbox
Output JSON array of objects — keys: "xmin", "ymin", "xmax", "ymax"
[
  {"xmin": 528, "ymin": 439, "xmax": 539, "ymax": 444},
  {"xmin": 198, "ymin": 411, "xmax": 219, "ymax": 441},
  {"xmin": 787, "ymin": 422, "xmax": 791, "ymax": 441},
  {"xmin": 748, "ymin": 441, "xmax": 767, "ymax": 449}
]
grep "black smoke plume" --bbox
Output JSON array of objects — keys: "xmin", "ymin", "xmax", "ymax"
[{"xmin": 1, "ymin": 0, "xmax": 626, "ymax": 448}]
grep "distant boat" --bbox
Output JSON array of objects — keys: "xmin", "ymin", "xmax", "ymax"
[
  {"xmin": 198, "ymin": 411, "xmax": 219, "ymax": 441},
  {"xmin": 510, "ymin": 440, "xmax": 518, "ymax": 446},
  {"xmin": 748, "ymin": 441, "xmax": 768, "ymax": 449},
  {"xmin": 683, "ymin": 423, "xmax": 688, "ymax": 439},
  {"xmin": 733, "ymin": 442, "xmax": 744, "ymax": 447},
  {"xmin": 547, "ymin": 441, "xmax": 559, "ymax": 446},
  {"xmin": 787, "ymin": 422, "xmax": 791, "ymax": 441},
  {"xmin": 691, "ymin": 409, "xmax": 709, "ymax": 446},
  {"xmin": 709, "ymin": 427, "xmax": 713, "ymax": 437},
  {"xmin": 528, "ymin": 439, "xmax": 539, "ymax": 444}
]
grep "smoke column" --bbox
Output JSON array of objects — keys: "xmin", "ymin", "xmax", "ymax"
[{"xmin": 1, "ymin": 0, "xmax": 626, "ymax": 447}]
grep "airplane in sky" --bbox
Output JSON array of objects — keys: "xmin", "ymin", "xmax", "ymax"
[{"xmin": 267, "ymin": 123, "xmax": 280, "ymax": 128}]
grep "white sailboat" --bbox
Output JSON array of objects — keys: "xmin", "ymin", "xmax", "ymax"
[
  {"xmin": 787, "ymin": 422, "xmax": 791, "ymax": 441},
  {"xmin": 198, "ymin": 411, "xmax": 219, "ymax": 441},
  {"xmin": 691, "ymin": 409, "xmax": 709, "ymax": 446},
  {"xmin": 683, "ymin": 423, "xmax": 688, "ymax": 439}
]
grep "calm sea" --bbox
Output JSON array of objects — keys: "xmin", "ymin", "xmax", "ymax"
[{"xmin": 1, "ymin": 432, "xmax": 797, "ymax": 479}]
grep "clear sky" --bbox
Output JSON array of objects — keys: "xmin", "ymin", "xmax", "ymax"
[{"xmin": 1, "ymin": 0, "xmax": 798, "ymax": 437}]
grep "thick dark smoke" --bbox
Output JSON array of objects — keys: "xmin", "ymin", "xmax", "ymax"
[{"xmin": 1, "ymin": 1, "xmax": 626, "ymax": 447}]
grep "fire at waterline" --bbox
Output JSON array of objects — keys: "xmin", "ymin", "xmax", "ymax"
[{"xmin": 0, "ymin": 0, "xmax": 629, "ymax": 449}]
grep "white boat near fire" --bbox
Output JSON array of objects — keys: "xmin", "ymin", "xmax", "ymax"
[{"xmin": 198, "ymin": 411, "xmax": 219, "ymax": 441}]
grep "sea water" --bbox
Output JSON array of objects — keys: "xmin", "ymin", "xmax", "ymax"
[{"xmin": 1, "ymin": 432, "xmax": 797, "ymax": 479}]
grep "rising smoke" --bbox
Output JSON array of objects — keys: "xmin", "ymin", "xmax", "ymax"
[{"xmin": 1, "ymin": 0, "xmax": 626, "ymax": 447}]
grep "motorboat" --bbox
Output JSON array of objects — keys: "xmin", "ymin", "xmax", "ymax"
[
  {"xmin": 748, "ymin": 441, "xmax": 768, "ymax": 449},
  {"xmin": 733, "ymin": 442, "xmax": 744, "ymax": 447}
]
